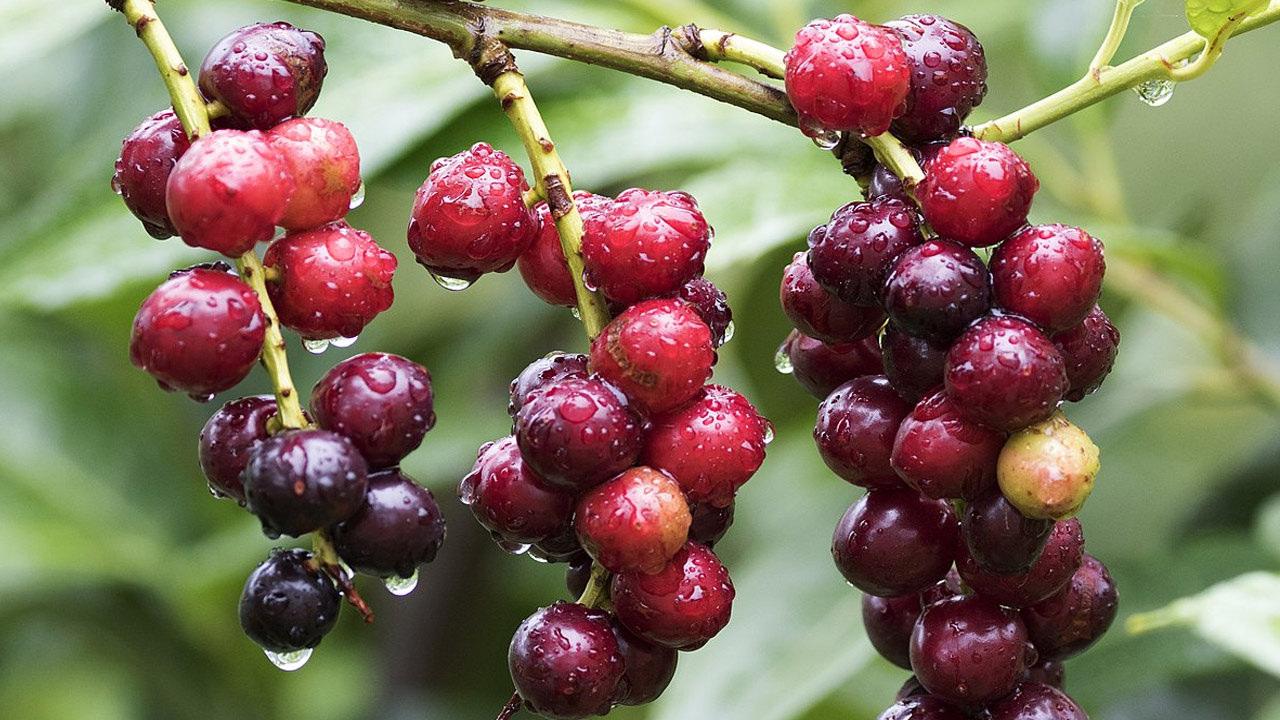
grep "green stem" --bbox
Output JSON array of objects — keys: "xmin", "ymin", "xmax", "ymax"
[
  {"xmin": 1089, "ymin": 0, "xmax": 1142, "ymax": 72},
  {"xmin": 682, "ymin": 25, "xmax": 785, "ymax": 79},
  {"xmin": 576, "ymin": 562, "xmax": 612, "ymax": 608}
]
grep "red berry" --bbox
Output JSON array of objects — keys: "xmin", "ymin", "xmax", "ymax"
[
  {"xmin": 508, "ymin": 603, "xmax": 624, "ymax": 720},
  {"xmin": 782, "ymin": 330, "xmax": 884, "ymax": 399},
  {"xmin": 576, "ymin": 467, "xmax": 691, "ymax": 574},
  {"xmin": 264, "ymin": 221, "xmax": 397, "ymax": 340},
  {"xmin": 518, "ymin": 191, "xmax": 612, "ymax": 306},
  {"xmin": 309, "ymin": 352, "xmax": 434, "ymax": 468},
  {"xmin": 781, "ymin": 250, "xmax": 885, "ymax": 344},
  {"xmin": 918, "ymin": 137, "xmax": 1038, "ymax": 247},
  {"xmin": 862, "ymin": 592, "xmax": 926, "ymax": 669},
  {"xmin": 509, "ymin": 352, "xmax": 589, "ymax": 415},
  {"xmin": 460, "ymin": 436, "xmax": 573, "ymax": 545},
  {"xmin": 884, "ymin": 14, "xmax": 988, "ymax": 144},
  {"xmin": 809, "ymin": 197, "xmax": 924, "ymax": 306},
  {"xmin": 114, "ymin": 109, "xmax": 191, "ymax": 239},
  {"xmin": 909, "ymin": 596, "xmax": 1034, "ymax": 709},
  {"xmin": 589, "ymin": 299, "xmax": 715, "ymax": 414},
  {"xmin": 642, "ymin": 385, "xmax": 768, "ymax": 508},
  {"xmin": 243, "ymin": 428, "xmax": 369, "ymax": 538},
  {"xmin": 958, "ymin": 518, "xmax": 1084, "ymax": 608},
  {"xmin": 129, "ymin": 266, "xmax": 265, "ymax": 399},
  {"xmin": 1052, "ymin": 304, "xmax": 1120, "ymax": 401},
  {"xmin": 199, "ymin": 395, "xmax": 277, "ymax": 502},
  {"xmin": 687, "ymin": 500, "xmax": 735, "ymax": 547},
  {"xmin": 198, "ymin": 22, "xmax": 327, "ymax": 130},
  {"xmin": 814, "ymin": 376, "xmax": 912, "ymax": 487},
  {"xmin": 331, "ymin": 468, "xmax": 445, "ymax": 579},
  {"xmin": 831, "ymin": 487, "xmax": 959, "ymax": 596},
  {"xmin": 514, "ymin": 376, "xmax": 644, "ymax": 492},
  {"xmin": 891, "ymin": 389, "xmax": 1004, "ymax": 499},
  {"xmin": 266, "ymin": 117, "xmax": 361, "ymax": 231},
  {"xmin": 945, "ymin": 315, "xmax": 1068, "ymax": 431},
  {"xmin": 784, "ymin": 15, "xmax": 911, "ymax": 137},
  {"xmin": 611, "ymin": 623, "xmax": 678, "ymax": 706},
  {"xmin": 876, "ymin": 695, "xmax": 969, "ymax": 720},
  {"xmin": 988, "ymin": 683, "xmax": 1087, "ymax": 720},
  {"xmin": 611, "ymin": 542, "xmax": 734, "ymax": 650},
  {"xmin": 675, "ymin": 276, "xmax": 734, "ymax": 347},
  {"xmin": 165, "ymin": 129, "xmax": 295, "ymax": 256},
  {"xmin": 407, "ymin": 142, "xmax": 537, "ymax": 284},
  {"xmin": 880, "ymin": 323, "xmax": 947, "ymax": 402},
  {"xmin": 991, "ymin": 224, "xmax": 1106, "ymax": 332},
  {"xmin": 1022, "ymin": 553, "xmax": 1117, "ymax": 660},
  {"xmin": 883, "ymin": 239, "xmax": 992, "ymax": 343},
  {"xmin": 581, "ymin": 188, "xmax": 711, "ymax": 305},
  {"xmin": 962, "ymin": 490, "xmax": 1055, "ymax": 575}
]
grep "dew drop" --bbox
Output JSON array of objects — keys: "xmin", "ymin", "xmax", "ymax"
[
  {"xmin": 774, "ymin": 345, "xmax": 794, "ymax": 374},
  {"xmin": 383, "ymin": 569, "xmax": 419, "ymax": 596},
  {"xmin": 762, "ymin": 420, "xmax": 776, "ymax": 445},
  {"xmin": 348, "ymin": 180, "xmax": 366, "ymax": 210},
  {"xmin": 809, "ymin": 129, "xmax": 842, "ymax": 150},
  {"xmin": 331, "ymin": 335, "xmax": 358, "ymax": 348},
  {"xmin": 720, "ymin": 320, "xmax": 735, "ymax": 345},
  {"xmin": 264, "ymin": 647, "xmax": 313, "ymax": 671},
  {"xmin": 302, "ymin": 337, "xmax": 331, "ymax": 354},
  {"xmin": 1133, "ymin": 78, "xmax": 1175, "ymax": 107},
  {"xmin": 570, "ymin": 307, "xmax": 581, "ymax": 320},
  {"xmin": 430, "ymin": 272, "xmax": 473, "ymax": 291}
]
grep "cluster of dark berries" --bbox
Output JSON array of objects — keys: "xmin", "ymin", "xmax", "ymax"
[{"xmin": 781, "ymin": 12, "xmax": 1120, "ymax": 720}]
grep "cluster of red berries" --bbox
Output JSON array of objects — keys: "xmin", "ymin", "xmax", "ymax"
[
  {"xmin": 781, "ymin": 13, "xmax": 1120, "ymax": 720},
  {"xmin": 115, "ymin": 21, "xmax": 444, "ymax": 670}
]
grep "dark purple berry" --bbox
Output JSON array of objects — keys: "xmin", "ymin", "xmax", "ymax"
[
  {"xmin": 945, "ymin": 315, "xmax": 1068, "ymax": 431},
  {"xmin": 199, "ymin": 22, "xmax": 327, "ymax": 130},
  {"xmin": 876, "ymin": 695, "xmax": 970, "ymax": 720},
  {"xmin": 832, "ymin": 488, "xmax": 959, "ymax": 597},
  {"xmin": 239, "ymin": 549, "xmax": 340, "ymax": 654},
  {"xmin": 1052, "ymin": 305, "xmax": 1120, "ymax": 401},
  {"xmin": 988, "ymin": 683, "xmax": 1087, "ymax": 720},
  {"xmin": 962, "ymin": 490, "xmax": 1055, "ymax": 575},
  {"xmin": 310, "ymin": 352, "xmax": 435, "ymax": 469},
  {"xmin": 808, "ymin": 197, "xmax": 924, "ymax": 306},
  {"xmin": 331, "ymin": 469, "xmax": 445, "ymax": 579},
  {"xmin": 783, "ymin": 330, "xmax": 884, "ymax": 399},
  {"xmin": 565, "ymin": 554, "xmax": 593, "ymax": 598},
  {"xmin": 881, "ymin": 323, "xmax": 948, "ymax": 402},
  {"xmin": 114, "ymin": 109, "xmax": 191, "ymax": 238},
  {"xmin": 199, "ymin": 395, "xmax": 277, "ymax": 503},
  {"xmin": 910, "ymin": 596, "xmax": 1035, "ymax": 709},
  {"xmin": 514, "ymin": 376, "xmax": 644, "ymax": 492},
  {"xmin": 611, "ymin": 623, "xmax": 678, "ymax": 706},
  {"xmin": 883, "ymin": 239, "xmax": 991, "ymax": 343},
  {"xmin": 509, "ymin": 353, "xmax": 590, "ymax": 415},
  {"xmin": 781, "ymin": 250, "xmax": 885, "ymax": 344},
  {"xmin": 862, "ymin": 592, "xmax": 924, "ymax": 669},
  {"xmin": 814, "ymin": 376, "xmax": 913, "ymax": 487},
  {"xmin": 508, "ymin": 602, "xmax": 624, "ymax": 720},
  {"xmin": 677, "ymin": 276, "xmax": 734, "ymax": 347},
  {"xmin": 1022, "ymin": 553, "xmax": 1117, "ymax": 660},
  {"xmin": 687, "ymin": 500, "xmax": 735, "ymax": 547},
  {"xmin": 1026, "ymin": 660, "xmax": 1066, "ymax": 689},
  {"xmin": 243, "ymin": 429, "xmax": 369, "ymax": 538},
  {"xmin": 959, "ymin": 518, "xmax": 1084, "ymax": 608},
  {"xmin": 885, "ymin": 14, "xmax": 988, "ymax": 144}
]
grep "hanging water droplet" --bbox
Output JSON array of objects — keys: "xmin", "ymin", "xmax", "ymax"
[
  {"xmin": 773, "ymin": 345, "xmax": 794, "ymax": 374},
  {"xmin": 348, "ymin": 180, "xmax": 366, "ymax": 210},
  {"xmin": 569, "ymin": 307, "xmax": 581, "ymax": 320},
  {"xmin": 430, "ymin": 271, "xmax": 473, "ymax": 291},
  {"xmin": 302, "ymin": 337, "xmax": 331, "ymax": 354},
  {"xmin": 809, "ymin": 129, "xmax": 842, "ymax": 150},
  {"xmin": 762, "ymin": 420, "xmax": 776, "ymax": 445},
  {"xmin": 526, "ymin": 548, "xmax": 553, "ymax": 564},
  {"xmin": 1133, "ymin": 78, "xmax": 1175, "ymax": 107},
  {"xmin": 383, "ymin": 569, "xmax": 419, "ymax": 596},
  {"xmin": 264, "ymin": 647, "xmax": 313, "ymax": 671},
  {"xmin": 720, "ymin": 320, "xmax": 736, "ymax": 345},
  {"xmin": 331, "ymin": 335, "xmax": 358, "ymax": 348}
]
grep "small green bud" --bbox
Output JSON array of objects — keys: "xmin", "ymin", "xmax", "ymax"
[{"xmin": 997, "ymin": 413, "xmax": 1099, "ymax": 520}]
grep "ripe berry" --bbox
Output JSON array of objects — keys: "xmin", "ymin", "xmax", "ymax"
[
  {"xmin": 331, "ymin": 469, "xmax": 445, "ymax": 579},
  {"xmin": 782, "ymin": 330, "xmax": 884, "ymax": 399},
  {"xmin": 514, "ymin": 376, "xmax": 644, "ymax": 492},
  {"xmin": 883, "ymin": 239, "xmax": 992, "ymax": 343},
  {"xmin": 998, "ymin": 413, "xmax": 1100, "ymax": 520},
  {"xmin": 676, "ymin": 276, "xmax": 734, "ymax": 347},
  {"xmin": 862, "ymin": 592, "xmax": 925, "ymax": 669},
  {"xmin": 165, "ymin": 129, "xmax": 295, "ymax": 256},
  {"xmin": 460, "ymin": 436, "xmax": 574, "ymax": 544},
  {"xmin": 917, "ymin": 137, "xmax": 1038, "ymax": 247},
  {"xmin": 784, "ymin": 15, "xmax": 911, "ymax": 137},
  {"xmin": 831, "ymin": 488, "xmax": 959, "ymax": 596},
  {"xmin": 814, "ymin": 376, "xmax": 913, "ymax": 487},
  {"xmin": 519, "ymin": 191, "xmax": 613, "ymax": 307},
  {"xmin": 1026, "ymin": 660, "xmax": 1066, "ymax": 689},
  {"xmin": 264, "ymin": 221, "xmax": 397, "ymax": 340},
  {"xmin": 868, "ymin": 144, "xmax": 945, "ymax": 202},
  {"xmin": 565, "ymin": 554, "xmax": 594, "ymax": 598},
  {"xmin": 1022, "ymin": 553, "xmax": 1117, "ymax": 660},
  {"xmin": 808, "ymin": 198, "xmax": 924, "ymax": 306},
  {"xmin": 581, "ymin": 188, "xmax": 711, "ymax": 305},
  {"xmin": 1052, "ymin": 305, "xmax": 1120, "ymax": 401},
  {"xmin": 611, "ymin": 542, "xmax": 734, "ymax": 650},
  {"xmin": 895, "ymin": 676, "xmax": 927, "ymax": 701},
  {"xmin": 199, "ymin": 395, "xmax": 277, "ymax": 502},
  {"xmin": 876, "ymin": 695, "xmax": 969, "ymax": 720},
  {"xmin": 239, "ymin": 549, "xmax": 340, "ymax": 655},
  {"xmin": 243, "ymin": 429, "xmax": 369, "ymax": 538},
  {"xmin": 509, "ymin": 353, "xmax": 589, "ymax": 415},
  {"xmin": 881, "ymin": 323, "xmax": 947, "ymax": 402},
  {"xmin": 589, "ymin": 299, "xmax": 715, "ymax": 414},
  {"xmin": 885, "ymin": 14, "xmax": 988, "ymax": 144},
  {"xmin": 199, "ymin": 22, "xmax": 327, "ymax": 130},
  {"xmin": 531, "ymin": 523, "xmax": 586, "ymax": 563},
  {"xmin": 991, "ymin": 225, "xmax": 1106, "ymax": 332},
  {"xmin": 687, "ymin": 500, "xmax": 735, "ymax": 547},
  {"xmin": 909, "ymin": 596, "xmax": 1034, "ymax": 708},
  {"xmin": 114, "ymin": 109, "xmax": 191, "ymax": 238},
  {"xmin": 508, "ymin": 603, "xmax": 624, "ymax": 720},
  {"xmin": 407, "ymin": 142, "xmax": 537, "ymax": 284},
  {"xmin": 781, "ymin": 250, "xmax": 885, "ymax": 344},
  {"xmin": 945, "ymin": 315, "xmax": 1068, "ymax": 431},
  {"xmin": 962, "ymin": 490, "xmax": 1055, "ymax": 575},
  {"xmin": 266, "ymin": 117, "xmax": 361, "ymax": 231},
  {"xmin": 309, "ymin": 352, "xmax": 435, "ymax": 468},
  {"xmin": 129, "ymin": 266, "xmax": 265, "ymax": 399},
  {"xmin": 891, "ymin": 389, "xmax": 1004, "ymax": 500},
  {"xmin": 642, "ymin": 385, "xmax": 768, "ymax": 508},
  {"xmin": 958, "ymin": 518, "xmax": 1084, "ymax": 608},
  {"xmin": 611, "ymin": 622, "xmax": 678, "ymax": 706},
  {"xmin": 987, "ymin": 683, "xmax": 1087, "ymax": 720},
  {"xmin": 576, "ymin": 467, "xmax": 691, "ymax": 574}
]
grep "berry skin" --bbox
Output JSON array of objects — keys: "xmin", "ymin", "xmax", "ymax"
[
  {"xmin": 881, "ymin": 323, "xmax": 948, "ymax": 402},
  {"xmin": 991, "ymin": 225, "xmax": 1106, "ymax": 332},
  {"xmin": 309, "ymin": 352, "xmax": 435, "ymax": 469},
  {"xmin": 508, "ymin": 352, "xmax": 589, "ymax": 415},
  {"xmin": 508, "ymin": 603, "xmax": 625, "ymax": 720},
  {"xmin": 883, "ymin": 239, "xmax": 992, "ymax": 343},
  {"xmin": 675, "ymin": 276, "xmax": 734, "ymax": 347},
  {"xmin": 642, "ymin": 385, "xmax": 768, "ymax": 508},
  {"xmin": 909, "ymin": 596, "xmax": 1035, "ymax": 709},
  {"xmin": 945, "ymin": 315, "xmax": 1068, "ymax": 432},
  {"xmin": 885, "ymin": 14, "xmax": 988, "ymax": 144},
  {"xmin": 531, "ymin": 523, "xmax": 586, "ymax": 563},
  {"xmin": 808, "ymin": 197, "xmax": 924, "ymax": 306},
  {"xmin": 199, "ymin": 395, "xmax": 277, "ymax": 502},
  {"xmin": 876, "ymin": 695, "xmax": 970, "ymax": 720},
  {"xmin": 781, "ymin": 250, "xmax": 886, "ymax": 344},
  {"xmin": 242, "ymin": 429, "xmax": 369, "ymax": 538},
  {"xmin": 783, "ymin": 330, "xmax": 884, "ymax": 399},
  {"xmin": 576, "ymin": 467, "xmax": 691, "ymax": 574},
  {"xmin": 891, "ymin": 389, "xmax": 1004, "ymax": 500},
  {"xmin": 611, "ymin": 542, "xmax": 734, "ymax": 650},
  {"xmin": 114, "ymin": 109, "xmax": 191, "ymax": 238},
  {"xmin": 199, "ymin": 22, "xmax": 327, "ymax": 130},
  {"xmin": 917, "ymin": 137, "xmax": 1038, "ymax": 247},
  {"xmin": 129, "ymin": 267, "xmax": 265, "ymax": 399},
  {"xmin": 987, "ymin": 683, "xmax": 1088, "ymax": 720},
  {"xmin": 862, "ymin": 592, "xmax": 925, "ymax": 669},
  {"xmin": 589, "ymin": 299, "xmax": 715, "ymax": 414},
  {"xmin": 460, "ymin": 437, "xmax": 574, "ymax": 544},
  {"xmin": 581, "ymin": 188, "xmax": 711, "ymax": 306},
  {"xmin": 266, "ymin": 117, "xmax": 362, "ymax": 231},
  {"xmin": 519, "ymin": 191, "xmax": 612, "ymax": 307},
  {"xmin": 832, "ymin": 488, "xmax": 959, "ymax": 596},
  {"xmin": 784, "ymin": 15, "xmax": 911, "ymax": 137},
  {"xmin": 959, "ymin": 518, "xmax": 1084, "ymax": 608},
  {"xmin": 1052, "ymin": 304, "xmax": 1120, "ymax": 401},
  {"xmin": 565, "ymin": 554, "xmax": 594, "ymax": 598},
  {"xmin": 331, "ymin": 469, "xmax": 445, "ymax": 579},
  {"xmin": 264, "ymin": 221, "xmax": 397, "ymax": 340},
  {"xmin": 239, "ymin": 549, "xmax": 340, "ymax": 654},
  {"xmin": 407, "ymin": 142, "xmax": 537, "ymax": 284},
  {"xmin": 998, "ymin": 413, "xmax": 1100, "ymax": 520},
  {"xmin": 1026, "ymin": 660, "xmax": 1066, "ymax": 689},
  {"xmin": 1022, "ymin": 553, "xmax": 1117, "ymax": 660},
  {"xmin": 687, "ymin": 500, "xmax": 735, "ymax": 547},
  {"xmin": 165, "ymin": 129, "xmax": 295, "ymax": 256},
  {"xmin": 814, "ymin": 376, "xmax": 913, "ymax": 487},
  {"xmin": 514, "ymin": 376, "xmax": 644, "ymax": 492},
  {"xmin": 611, "ymin": 622, "xmax": 678, "ymax": 706},
  {"xmin": 962, "ymin": 490, "xmax": 1055, "ymax": 575}
]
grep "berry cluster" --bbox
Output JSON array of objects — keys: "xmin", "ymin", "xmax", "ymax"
[
  {"xmin": 116, "ymin": 21, "xmax": 445, "ymax": 671},
  {"xmin": 782, "ymin": 12, "xmax": 1120, "ymax": 719}
]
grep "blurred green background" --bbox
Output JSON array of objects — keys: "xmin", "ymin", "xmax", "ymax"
[{"xmin": 2, "ymin": 0, "xmax": 1278, "ymax": 718}]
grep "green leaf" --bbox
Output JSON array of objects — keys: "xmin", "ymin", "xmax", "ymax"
[{"xmin": 1186, "ymin": 0, "xmax": 1268, "ymax": 39}]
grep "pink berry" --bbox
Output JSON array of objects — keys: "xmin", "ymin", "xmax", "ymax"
[
  {"xmin": 808, "ymin": 197, "xmax": 924, "ymax": 306},
  {"xmin": 884, "ymin": 14, "xmax": 988, "ymax": 144},
  {"xmin": 575, "ymin": 467, "xmax": 691, "ymax": 574},
  {"xmin": 266, "ymin": 117, "xmax": 362, "ymax": 231},
  {"xmin": 514, "ymin": 376, "xmax": 644, "ymax": 492},
  {"xmin": 198, "ymin": 22, "xmax": 327, "ymax": 130},
  {"xmin": 460, "ymin": 436, "xmax": 574, "ymax": 545},
  {"xmin": 611, "ymin": 542, "xmax": 734, "ymax": 650},
  {"xmin": 309, "ymin": 352, "xmax": 434, "ymax": 468},
  {"xmin": 589, "ymin": 299, "xmax": 715, "ymax": 414},
  {"xmin": 945, "ymin": 315, "xmax": 1068, "ymax": 431},
  {"xmin": 1052, "ymin": 304, "xmax": 1120, "ymax": 401},
  {"xmin": 781, "ymin": 250, "xmax": 885, "ymax": 344},
  {"xmin": 114, "ymin": 109, "xmax": 191, "ymax": 239},
  {"xmin": 917, "ymin": 137, "xmax": 1038, "ymax": 247},
  {"xmin": 518, "ymin": 191, "xmax": 612, "ymax": 307},
  {"xmin": 814, "ymin": 375, "xmax": 913, "ymax": 487},
  {"xmin": 891, "ymin": 389, "xmax": 1005, "ymax": 499},
  {"xmin": 991, "ymin": 224, "xmax": 1106, "ymax": 332}
]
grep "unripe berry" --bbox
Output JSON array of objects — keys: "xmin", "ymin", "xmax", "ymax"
[
  {"xmin": 199, "ymin": 395, "xmax": 278, "ymax": 503},
  {"xmin": 1053, "ymin": 304, "xmax": 1120, "ymax": 401},
  {"xmin": 945, "ymin": 315, "xmax": 1068, "ymax": 432},
  {"xmin": 518, "ymin": 191, "xmax": 612, "ymax": 307},
  {"xmin": 832, "ymin": 488, "xmax": 959, "ymax": 596},
  {"xmin": 992, "ymin": 224, "xmax": 1106, "ymax": 332},
  {"xmin": 1022, "ymin": 553, "xmax": 1118, "ymax": 660},
  {"xmin": 880, "ymin": 323, "xmax": 947, "ymax": 402},
  {"xmin": 885, "ymin": 14, "xmax": 988, "ymax": 144},
  {"xmin": 998, "ymin": 413, "xmax": 1100, "ymax": 520},
  {"xmin": 199, "ymin": 22, "xmax": 327, "ymax": 130},
  {"xmin": 309, "ymin": 352, "xmax": 435, "ymax": 469},
  {"xmin": 962, "ymin": 490, "xmax": 1054, "ymax": 575},
  {"xmin": 781, "ymin": 250, "xmax": 885, "ymax": 344},
  {"xmin": 814, "ymin": 376, "xmax": 912, "ymax": 487},
  {"xmin": 239, "ymin": 549, "xmax": 340, "ymax": 654},
  {"xmin": 332, "ymin": 469, "xmax": 446, "ymax": 580},
  {"xmin": 611, "ymin": 623, "xmax": 678, "ymax": 706},
  {"xmin": 114, "ymin": 109, "xmax": 191, "ymax": 238},
  {"xmin": 891, "ymin": 389, "xmax": 1004, "ymax": 500},
  {"xmin": 959, "ymin": 518, "xmax": 1084, "ymax": 608},
  {"xmin": 883, "ymin": 239, "xmax": 992, "ymax": 343},
  {"xmin": 675, "ymin": 276, "xmax": 734, "ymax": 347},
  {"xmin": 576, "ymin": 467, "xmax": 691, "ymax": 574},
  {"xmin": 611, "ymin": 542, "xmax": 734, "ymax": 650},
  {"xmin": 243, "ymin": 429, "xmax": 369, "ymax": 538},
  {"xmin": 514, "ymin": 376, "xmax": 644, "ymax": 492},
  {"xmin": 266, "ymin": 117, "xmax": 362, "ymax": 231},
  {"xmin": 460, "ymin": 436, "xmax": 573, "ymax": 544},
  {"xmin": 782, "ymin": 330, "xmax": 884, "ymax": 399},
  {"xmin": 589, "ymin": 299, "xmax": 715, "ymax": 414},
  {"xmin": 808, "ymin": 198, "xmax": 924, "ymax": 306},
  {"xmin": 909, "ymin": 596, "xmax": 1034, "ymax": 709},
  {"xmin": 508, "ymin": 603, "xmax": 624, "ymax": 720},
  {"xmin": 508, "ymin": 352, "xmax": 589, "ymax": 415},
  {"xmin": 917, "ymin": 137, "xmax": 1038, "ymax": 247},
  {"xmin": 988, "ymin": 683, "xmax": 1088, "ymax": 720}
]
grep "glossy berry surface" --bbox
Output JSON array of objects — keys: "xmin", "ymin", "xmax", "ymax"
[
  {"xmin": 460, "ymin": 436, "xmax": 573, "ymax": 544},
  {"xmin": 880, "ymin": 324, "xmax": 948, "ymax": 402},
  {"xmin": 531, "ymin": 523, "xmax": 586, "ymax": 564},
  {"xmin": 883, "ymin": 239, "xmax": 992, "ymax": 343},
  {"xmin": 1022, "ymin": 553, "xmax": 1117, "ymax": 660},
  {"xmin": 814, "ymin": 376, "xmax": 913, "ymax": 487},
  {"xmin": 909, "ymin": 596, "xmax": 1034, "ymax": 708},
  {"xmin": 576, "ymin": 467, "xmax": 691, "ymax": 574},
  {"xmin": 962, "ymin": 490, "xmax": 1054, "ymax": 575},
  {"xmin": 266, "ymin": 117, "xmax": 361, "ymax": 231},
  {"xmin": 565, "ymin": 554, "xmax": 593, "ymax": 598},
  {"xmin": 589, "ymin": 299, "xmax": 715, "ymax": 414},
  {"xmin": 784, "ymin": 15, "xmax": 911, "ymax": 137},
  {"xmin": 885, "ymin": 14, "xmax": 988, "ymax": 144},
  {"xmin": 987, "ymin": 683, "xmax": 1087, "ymax": 720},
  {"xmin": 242, "ymin": 428, "xmax": 369, "ymax": 538},
  {"xmin": 917, "ymin": 137, "xmax": 1038, "ymax": 247},
  {"xmin": 407, "ymin": 142, "xmax": 537, "ymax": 284},
  {"xmin": 611, "ymin": 542, "xmax": 734, "ymax": 650},
  {"xmin": 129, "ymin": 267, "xmax": 265, "ymax": 398},
  {"xmin": 199, "ymin": 22, "xmax": 325, "ymax": 129},
  {"xmin": 519, "ymin": 191, "xmax": 612, "ymax": 307},
  {"xmin": 783, "ymin": 331, "xmax": 883, "ymax": 399},
  {"xmin": 612, "ymin": 624, "xmax": 678, "ymax": 706},
  {"xmin": 114, "ymin": 109, "xmax": 191, "ymax": 238},
  {"xmin": 508, "ymin": 353, "xmax": 589, "ymax": 415},
  {"xmin": 959, "ymin": 518, "xmax": 1084, "ymax": 608},
  {"xmin": 876, "ymin": 695, "xmax": 969, "ymax": 720},
  {"xmin": 508, "ymin": 603, "xmax": 624, "ymax": 720},
  {"xmin": 239, "ymin": 549, "xmax": 339, "ymax": 653},
  {"xmin": 309, "ymin": 352, "xmax": 434, "ymax": 468},
  {"xmin": 332, "ymin": 469, "xmax": 445, "ymax": 579},
  {"xmin": 945, "ymin": 315, "xmax": 1068, "ymax": 431},
  {"xmin": 165, "ymin": 129, "xmax": 294, "ymax": 256},
  {"xmin": 868, "ymin": 144, "xmax": 945, "ymax": 203},
  {"xmin": 514, "ymin": 376, "xmax": 644, "ymax": 492},
  {"xmin": 998, "ymin": 414, "xmax": 1100, "ymax": 520},
  {"xmin": 862, "ymin": 592, "xmax": 925, "ymax": 669},
  {"xmin": 687, "ymin": 500, "xmax": 735, "ymax": 547},
  {"xmin": 676, "ymin": 276, "xmax": 734, "ymax": 347},
  {"xmin": 1052, "ymin": 304, "xmax": 1120, "ymax": 401},
  {"xmin": 781, "ymin": 250, "xmax": 886, "ymax": 344},
  {"xmin": 832, "ymin": 487, "xmax": 959, "ymax": 596},
  {"xmin": 199, "ymin": 395, "xmax": 276, "ymax": 502},
  {"xmin": 1026, "ymin": 660, "xmax": 1066, "ymax": 689},
  {"xmin": 808, "ymin": 198, "xmax": 924, "ymax": 306},
  {"xmin": 891, "ymin": 389, "xmax": 1004, "ymax": 500},
  {"xmin": 992, "ymin": 224, "xmax": 1106, "ymax": 332},
  {"xmin": 643, "ymin": 384, "xmax": 768, "ymax": 508},
  {"xmin": 581, "ymin": 188, "xmax": 711, "ymax": 305},
  {"xmin": 264, "ymin": 221, "xmax": 397, "ymax": 340}
]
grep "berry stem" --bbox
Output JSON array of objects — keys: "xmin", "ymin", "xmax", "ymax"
[
  {"xmin": 235, "ymin": 253, "xmax": 309, "ymax": 429},
  {"xmin": 495, "ymin": 690, "xmax": 524, "ymax": 720},
  {"xmin": 1089, "ymin": 0, "xmax": 1142, "ymax": 73},
  {"xmin": 576, "ymin": 561, "xmax": 612, "ymax": 609},
  {"xmin": 312, "ymin": 529, "xmax": 376, "ymax": 623},
  {"xmin": 677, "ymin": 24, "xmax": 785, "ymax": 79}
]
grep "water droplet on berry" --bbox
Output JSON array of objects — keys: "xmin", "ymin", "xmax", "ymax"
[
  {"xmin": 762, "ymin": 420, "xmax": 775, "ymax": 445},
  {"xmin": 721, "ymin": 320, "xmax": 736, "ymax": 344},
  {"xmin": 348, "ymin": 181, "xmax": 366, "ymax": 210},
  {"xmin": 331, "ymin": 335, "xmax": 358, "ymax": 348},
  {"xmin": 774, "ymin": 345, "xmax": 794, "ymax": 374},
  {"xmin": 383, "ymin": 569, "xmax": 419, "ymax": 596},
  {"xmin": 809, "ymin": 128, "xmax": 842, "ymax": 150},
  {"xmin": 303, "ymin": 337, "xmax": 331, "ymax": 354},
  {"xmin": 430, "ymin": 271, "xmax": 473, "ymax": 292},
  {"xmin": 264, "ymin": 647, "xmax": 313, "ymax": 671},
  {"xmin": 1133, "ymin": 78, "xmax": 1175, "ymax": 106},
  {"xmin": 570, "ymin": 307, "xmax": 581, "ymax": 320}
]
